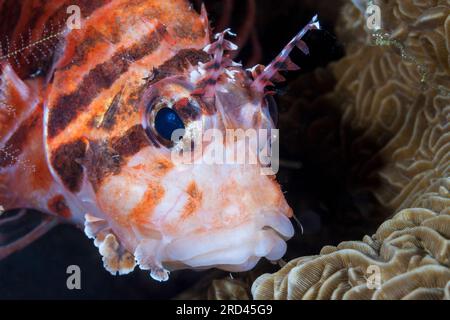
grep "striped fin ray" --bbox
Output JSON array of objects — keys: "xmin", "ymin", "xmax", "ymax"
[
  {"xmin": 250, "ymin": 15, "xmax": 320, "ymax": 93},
  {"xmin": 0, "ymin": 22, "xmax": 65, "ymax": 69},
  {"xmin": 0, "ymin": 209, "xmax": 59, "ymax": 260},
  {"xmin": 0, "ymin": 0, "xmax": 113, "ymax": 78},
  {"xmin": 192, "ymin": 28, "xmax": 239, "ymax": 99}
]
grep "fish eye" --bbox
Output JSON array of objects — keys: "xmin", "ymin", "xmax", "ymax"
[
  {"xmin": 153, "ymin": 107, "xmax": 185, "ymax": 141},
  {"xmin": 143, "ymin": 94, "xmax": 203, "ymax": 148}
]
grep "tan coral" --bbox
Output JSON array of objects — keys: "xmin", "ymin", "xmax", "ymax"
[
  {"xmin": 252, "ymin": 207, "xmax": 450, "ymax": 299},
  {"xmin": 332, "ymin": 0, "xmax": 450, "ymax": 214},
  {"xmin": 207, "ymin": 279, "xmax": 251, "ymax": 300}
]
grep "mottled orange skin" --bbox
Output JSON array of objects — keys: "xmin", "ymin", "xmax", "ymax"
[
  {"xmin": 129, "ymin": 182, "xmax": 165, "ymax": 225},
  {"xmin": 181, "ymin": 181, "xmax": 203, "ymax": 219}
]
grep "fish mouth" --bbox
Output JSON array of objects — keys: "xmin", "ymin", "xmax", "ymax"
[{"xmin": 162, "ymin": 210, "xmax": 294, "ymax": 272}]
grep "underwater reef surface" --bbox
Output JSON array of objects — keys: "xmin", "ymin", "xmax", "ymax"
[
  {"xmin": 252, "ymin": 209, "xmax": 450, "ymax": 299},
  {"xmin": 181, "ymin": 0, "xmax": 450, "ymax": 300}
]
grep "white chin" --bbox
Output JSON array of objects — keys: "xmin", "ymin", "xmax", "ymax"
[{"xmin": 162, "ymin": 212, "xmax": 294, "ymax": 272}]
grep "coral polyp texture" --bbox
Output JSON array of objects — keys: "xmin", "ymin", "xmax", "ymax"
[
  {"xmin": 250, "ymin": 0, "xmax": 450, "ymax": 300},
  {"xmin": 252, "ymin": 206, "xmax": 450, "ymax": 299},
  {"xmin": 333, "ymin": 1, "xmax": 449, "ymax": 213}
]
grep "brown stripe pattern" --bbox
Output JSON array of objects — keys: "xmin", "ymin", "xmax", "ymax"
[
  {"xmin": 51, "ymin": 139, "xmax": 87, "ymax": 192},
  {"xmin": 48, "ymin": 24, "xmax": 166, "ymax": 138},
  {"xmin": 53, "ymin": 125, "xmax": 153, "ymax": 192},
  {"xmin": 147, "ymin": 49, "xmax": 210, "ymax": 85},
  {"xmin": 82, "ymin": 139, "xmax": 123, "ymax": 191}
]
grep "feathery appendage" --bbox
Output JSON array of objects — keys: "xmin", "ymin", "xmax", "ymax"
[
  {"xmin": 250, "ymin": 15, "xmax": 321, "ymax": 93},
  {"xmin": 0, "ymin": 22, "xmax": 65, "ymax": 68},
  {"xmin": 193, "ymin": 28, "xmax": 240, "ymax": 99}
]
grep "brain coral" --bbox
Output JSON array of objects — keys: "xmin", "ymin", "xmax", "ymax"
[
  {"xmin": 252, "ymin": 206, "xmax": 449, "ymax": 299},
  {"xmin": 333, "ymin": 0, "xmax": 450, "ymax": 213},
  {"xmin": 250, "ymin": 0, "xmax": 450, "ymax": 300}
]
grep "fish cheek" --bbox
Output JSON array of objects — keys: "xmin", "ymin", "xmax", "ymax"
[
  {"xmin": 176, "ymin": 181, "xmax": 203, "ymax": 221},
  {"xmin": 128, "ymin": 182, "xmax": 165, "ymax": 226}
]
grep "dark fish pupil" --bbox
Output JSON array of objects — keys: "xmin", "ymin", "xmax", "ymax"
[{"xmin": 154, "ymin": 107, "xmax": 185, "ymax": 141}]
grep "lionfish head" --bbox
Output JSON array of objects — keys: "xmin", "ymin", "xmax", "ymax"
[{"xmin": 88, "ymin": 9, "xmax": 320, "ymax": 281}]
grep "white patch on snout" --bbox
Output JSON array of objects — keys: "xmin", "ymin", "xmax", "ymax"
[
  {"xmin": 99, "ymin": 175, "xmax": 147, "ymax": 215},
  {"xmin": 221, "ymin": 204, "xmax": 242, "ymax": 225}
]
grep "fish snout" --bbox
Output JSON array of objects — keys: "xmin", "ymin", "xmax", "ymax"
[{"xmin": 162, "ymin": 208, "xmax": 294, "ymax": 272}]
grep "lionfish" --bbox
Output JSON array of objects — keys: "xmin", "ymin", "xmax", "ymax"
[{"xmin": 0, "ymin": 0, "xmax": 319, "ymax": 281}]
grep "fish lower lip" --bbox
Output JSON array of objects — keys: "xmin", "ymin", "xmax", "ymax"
[
  {"xmin": 259, "ymin": 210, "xmax": 295, "ymax": 239},
  {"xmin": 164, "ymin": 211, "xmax": 294, "ymax": 268},
  {"xmin": 165, "ymin": 222, "xmax": 256, "ymax": 262}
]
